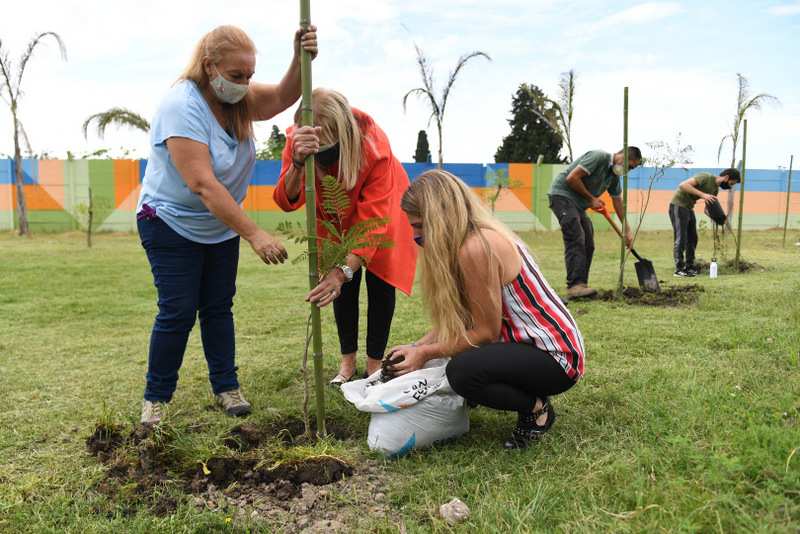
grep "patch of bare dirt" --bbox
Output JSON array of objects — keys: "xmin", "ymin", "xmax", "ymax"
[
  {"xmin": 596, "ymin": 284, "xmax": 704, "ymax": 306},
  {"xmin": 85, "ymin": 421, "xmax": 393, "ymax": 530},
  {"xmin": 223, "ymin": 417, "xmax": 355, "ymax": 452}
]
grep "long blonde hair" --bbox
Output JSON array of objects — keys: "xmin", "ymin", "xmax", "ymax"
[
  {"xmin": 180, "ymin": 25, "xmax": 255, "ymax": 142},
  {"xmin": 295, "ymin": 88, "xmax": 364, "ymax": 191},
  {"xmin": 401, "ymin": 169, "xmax": 517, "ymax": 348}
]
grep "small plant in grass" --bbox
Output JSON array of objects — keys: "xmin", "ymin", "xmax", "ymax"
[
  {"xmin": 72, "ymin": 186, "xmax": 112, "ymax": 248},
  {"xmin": 278, "ymin": 175, "xmax": 393, "ymax": 435}
]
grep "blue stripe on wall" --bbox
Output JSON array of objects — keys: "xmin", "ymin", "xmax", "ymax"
[
  {"xmin": 0, "ymin": 160, "xmax": 38, "ymax": 185},
  {"xmin": 627, "ymin": 166, "xmax": 791, "ymax": 193},
  {"xmin": 1, "ymin": 159, "xmax": 794, "ymax": 193},
  {"xmin": 0, "ymin": 159, "xmax": 11, "ymax": 185}
]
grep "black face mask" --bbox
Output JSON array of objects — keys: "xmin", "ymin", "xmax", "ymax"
[
  {"xmin": 316, "ymin": 142, "xmax": 340, "ymax": 168},
  {"xmin": 720, "ymin": 181, "xmax": 732, "ymax": 190}
]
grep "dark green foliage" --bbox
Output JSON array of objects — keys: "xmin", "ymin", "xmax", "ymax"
[
  {"xmin": 256, "ymin": 125, "xmax": 287, "ymax": 160},
  {"xmin": 277, "ymin": 175, "xmax": 392, "ymax": 276},
  {"xmin": 413, "ymin": 130, "xmax": 431, "ymax": 163},
  {"xmin": 495, "ymin": 83, "xmax": 564, "ymax": 164}
]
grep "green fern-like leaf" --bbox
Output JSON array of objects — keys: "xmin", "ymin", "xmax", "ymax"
[{"xmin": 320, "ymin": 174, "xmax": 350, "ymax": 219}]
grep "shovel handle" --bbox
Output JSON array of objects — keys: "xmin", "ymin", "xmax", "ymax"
[{"xmin": 597, "ymin": 209, "xmax": 644, "ymax": 262}]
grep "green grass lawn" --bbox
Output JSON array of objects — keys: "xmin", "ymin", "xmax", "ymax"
[{"xmin": 1, "ymin": 228, "xmax": 799, "ymax": 533}]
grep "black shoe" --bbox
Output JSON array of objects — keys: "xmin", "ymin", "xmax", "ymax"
[
  {"xmin": 685, "ymin": 266, "xmax": 700, "ymax": 276},
  {"xmin": 504, "ymin": 399, "xmax": 555, "ymax": 449}
]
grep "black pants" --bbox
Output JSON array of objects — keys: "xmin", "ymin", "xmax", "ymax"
[
  {"xmin": 669, "ymin": 203, "xmax": 698, "ymax": 270},
  {"xmin": 333, "ymin": 268, "xmax": 396, "ymax": 360},
  {"xmin": 549, "ymin": 195, "xmax": 595, "ymax": 288},
  {"xmin": 446, "ymin": 343, "xmax": 575, "ymax": 412}
]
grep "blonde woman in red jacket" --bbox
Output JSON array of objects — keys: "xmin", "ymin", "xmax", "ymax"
[{"xmin": 274, "ymin": 88, "xmax": 417, "ymax": 384}]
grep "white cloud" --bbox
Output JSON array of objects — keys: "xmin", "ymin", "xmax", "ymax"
[{"xmin": 768, "ymin": 2, "xmax": 800, "ymax": 16}]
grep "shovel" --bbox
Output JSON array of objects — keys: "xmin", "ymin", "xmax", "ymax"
[{"xmin": 598, "ymin": 209, "xmax": 660, "ymax": 292}]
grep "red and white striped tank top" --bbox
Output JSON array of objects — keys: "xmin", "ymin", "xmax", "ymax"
[{"xmin": 500, "ymin": 242, "xmax": 586, "ymax": 381}]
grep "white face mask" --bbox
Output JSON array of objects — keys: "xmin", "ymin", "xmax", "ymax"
[
  {"xmin": 210, "ymin": 66, "xmax": 249, "ymax": 104},
  {"xmin": 612, "ymin": 164, "xmax": 624, "ymax": 177}
]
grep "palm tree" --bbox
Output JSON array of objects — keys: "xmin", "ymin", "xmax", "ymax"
[
  {"xmin": 402, "ymin": 44, "xmax": 491, "ymax": 167},
  {"xmin": 552, "ymin": 69, "xmax": 576, "ymax": 162},
  {"xmin": 0, "ymin": 32, "xmax": 67, "ymax": 236},
  {"xmin": 717, "ymin": 73, "xmax": 778, "ymax": 228},
  {"xmin": 82, "ymin": 107, "xmax": 150, "ymax": 139}
]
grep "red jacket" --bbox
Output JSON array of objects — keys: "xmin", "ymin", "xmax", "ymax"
[{"xmin": 273, "ymin": 108, "xmax": 417, "ymax": 295}]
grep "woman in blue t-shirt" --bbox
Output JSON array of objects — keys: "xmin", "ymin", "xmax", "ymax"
[{"xmin": 136, "ymin": 24, "xmax": 317, "ymax": 425}]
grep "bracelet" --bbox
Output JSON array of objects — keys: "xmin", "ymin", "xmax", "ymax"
[{"xmin": 292, "ymin": 157, "xmax": 304, "ymax": 170}]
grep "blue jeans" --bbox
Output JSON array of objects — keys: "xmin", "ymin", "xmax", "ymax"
[{"xmin": 138, "ymin": 217, "xmax": 240, "ymax": 402}]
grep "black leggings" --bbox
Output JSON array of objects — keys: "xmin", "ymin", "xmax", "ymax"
[
  {"xmin": 446, "ymin": 343, "xmax": 576, "ymax": 412},
  {"xmin": 332, "ymin": 268, "xmax": 396, "ymax": 359}
]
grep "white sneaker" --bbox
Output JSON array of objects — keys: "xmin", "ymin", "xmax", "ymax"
[
  {"xmin": 215, "ymin": 388, "xmax": 252, "ymax": 416},
  {"xmin": 140, "ymin": 400, "xmax": 166, "ymax": 425}
]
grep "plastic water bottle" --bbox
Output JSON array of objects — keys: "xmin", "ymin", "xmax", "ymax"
[{"xmin": 709, "ymin": 258, "xmax": 718, "ymax": 279}]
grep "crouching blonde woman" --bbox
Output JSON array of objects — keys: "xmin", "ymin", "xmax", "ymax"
[
  {"xmin": 136, "ymin": 25, "xmax": 317, "ymax": 424},
  {"xmin": 385, "ymin": 170, "xmax": 585, "ymax": 449},
  {"xmin": 274, "ymin": 89, "xmax": 417, "ymax": 384}
]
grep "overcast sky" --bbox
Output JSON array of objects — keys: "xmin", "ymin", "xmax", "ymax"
[{"xmin": 1, "ymin": 0, "xmax": 798, "ymax": 168}]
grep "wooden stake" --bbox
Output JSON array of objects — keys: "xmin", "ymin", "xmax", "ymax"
[{"xmin": 300, "ymin": 0, "xmax": 326, "ymax": 437}]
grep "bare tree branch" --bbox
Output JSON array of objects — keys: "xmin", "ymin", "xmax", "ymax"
[{"xmin": 16, "ymin": 32, "xmax": 67, "ymax": 96}]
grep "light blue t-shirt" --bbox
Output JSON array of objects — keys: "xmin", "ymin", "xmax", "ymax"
[{"xmin": 137, "ymin": 80, "xmax": 255, "ymax": 244}]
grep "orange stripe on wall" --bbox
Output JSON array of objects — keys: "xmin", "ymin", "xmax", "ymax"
[
  {"xmin": 13, "ymin": 185, "xmax": 63, "ymax": 210},
  {"xmin": 38, "ymin": 160, "xmax": 65, "ymax": 208},
  {"xmin": 0, "ymin": 184, "xmax": 12, "ymax": 210},
  {"xmin": 244, "ymin": 186, "xmax": 280, "ymax": 211},
  {"xmin": 114, "ymin": 160, "xmax": 140, "ymax": 209},
  {"xmin": 509, "ymin": 164, "xmax": 533, "ymax": 209}
]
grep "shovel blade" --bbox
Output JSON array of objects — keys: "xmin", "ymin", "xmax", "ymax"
[{"xmin": 635, "ymin": 259, "xmax": 660, "ymax": 292}]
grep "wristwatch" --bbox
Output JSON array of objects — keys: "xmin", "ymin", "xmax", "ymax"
[{"xmin": 336, "ymin": 264, "xmax": 354, "ymax": 282}]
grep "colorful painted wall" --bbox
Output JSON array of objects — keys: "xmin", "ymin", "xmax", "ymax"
[{"xmin": 1, "ymin": 158, "xmax": 798, "ymax": 233}]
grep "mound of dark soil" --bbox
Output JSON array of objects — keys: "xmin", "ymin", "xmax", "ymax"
[
  {"xmin": 85, "ymin": 424, "xmax": 124, "ymax": 462},
  {"xmin": 85, "ymin": 420, "xmax": 361, "ymax": 524},
  {"xmin": 223, "ymin": 417, "xmax": 356, "ymax": 451},
  {"xmin": 596, "ymin": 284, "xmax": 703, "ymax": 306},
  {"xmin": 693, "ymin": 259, "xmax": 765, "ymax": 274}
]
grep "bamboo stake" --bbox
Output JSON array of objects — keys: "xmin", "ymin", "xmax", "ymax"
[
  {"xmin": 783, "ymin": 155, "xmax": 794, "ymax": 247},
  {"xmin": 734, "ymin": 119, "xmax": 747, "ymax": 270},
  {"xmin": 300, "ymin": 0, "xmax": 326, "ymax": 437},
  {"xmin": 616, "ymin": 87, "xmax": 629, "ymax": 298}
]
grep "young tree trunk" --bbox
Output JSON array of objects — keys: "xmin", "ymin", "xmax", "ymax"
[
  {"xmin": 783, "ymin": 155, "xmax": 794, "ymax": 247},
  {"xmin": 616, "ymin": 87, "xmax": 629, "ymax": 298},
  {"xmin": 734, "ymin": 120, "xmax": 747, "ymax": 270},
  {"xmin": 436, "ymin": 119, "xmax": 443, "ymax": 169},
  {"xmin": 87, "ymin": 186, "xmax": 93, "ymax": 248},
  {"xmin": 300, "ymin": 0, "xmax": 326, "ymax": 437},
  {"xmin": 11, "ymin": 109, "xmax": 30, "ymax": 236}
]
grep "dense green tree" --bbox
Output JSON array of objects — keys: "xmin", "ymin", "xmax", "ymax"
[
  {"xmin": 413, "ymin": 130, "xmax": 431, "ymax": 163},
  {"xmin": 494, "ymin": 83, "xmax": 563, "ymax": 164},
  {"xmin": 256, "ymin": 125, "xmax": 287, "ymax": 160}
]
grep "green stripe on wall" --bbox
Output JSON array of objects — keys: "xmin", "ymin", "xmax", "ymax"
[{"xmin": 88, "ymin": 160, "xmax": 115, "ymax": 231}]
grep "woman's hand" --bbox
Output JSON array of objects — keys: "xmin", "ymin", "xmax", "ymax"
[
  {"xmin": 248, "ymin": 230, "xmax": 288, "ymax": 265},
  {"xmin": 307, "ymin": 269, "xmax": 345, "ymax": 307},
  {"xmin": 294, "ymin": 25, "xmax": 318, "ymax": 59},
  {"xmin": 292, "ymin": 126, "xmax": 322, "ymax": 164},
  {"xmin": 384, "ymin": 345, "xmax": 432, "ymax": 377}
]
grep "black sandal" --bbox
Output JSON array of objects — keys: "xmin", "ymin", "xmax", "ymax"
[{"xmin": 504, "ymin": 398, "xmax": 556, "ymax": 449}]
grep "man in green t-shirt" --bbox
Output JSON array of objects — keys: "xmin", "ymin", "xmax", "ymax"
[
  {"xmin": 669, "ymin": 168, "xmax": 741, "ymax": 276},
  {"xmin": 548, "ymin": 148, "xmax": 642, "ymax": 299}
]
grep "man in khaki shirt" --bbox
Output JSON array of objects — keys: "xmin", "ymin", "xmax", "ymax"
[{"xmin": 669, "ymin": 168, "xmax": 741, "ymax": 276}]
